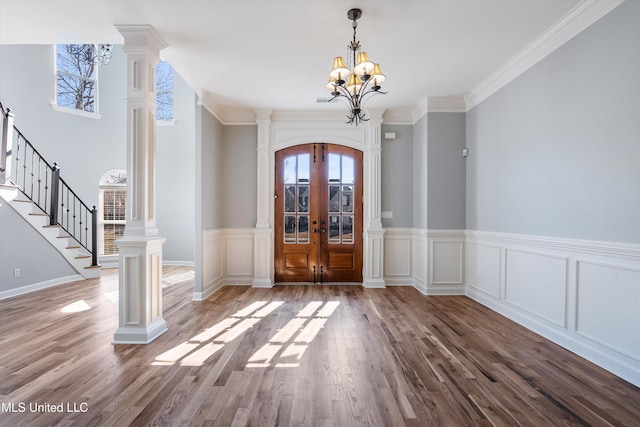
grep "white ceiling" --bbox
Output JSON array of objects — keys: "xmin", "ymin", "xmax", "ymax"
[{"xmin": 0, "ymin": 0, "xmax": 606, "ymax": 122}]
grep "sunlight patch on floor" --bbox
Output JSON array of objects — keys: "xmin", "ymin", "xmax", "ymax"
[
  {"xmin": 152, "ymin": 300, "xmax": 285, "ymax": 367},
  {"xmin": 245, "ymin": 300, "xmax": 339, "ymax": 368},
  {"xmin": 162, "ymin": 270, "xmax": 195, "ymax": 286},
  {"xmin": 151, "ymin": 298, "xmax": 340, "ymax": 368},
  {"xmin": 104, "ymin": 290, "xmax": 118, "ymax": 303},
  {"xmin": 61, "ymin": 300, "xmax": 92, "ymax": 313}
]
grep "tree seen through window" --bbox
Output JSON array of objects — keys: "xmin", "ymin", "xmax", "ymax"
[
  {"xmin": 156, "ymin": 61, "xmax": 174, "ymax": 121},
  {"xmin": 56, "ymin": 44, "xmax": 97, "ymax": 113}
]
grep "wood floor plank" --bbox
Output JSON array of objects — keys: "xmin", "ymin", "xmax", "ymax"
[{"xmin": 1, "ymin": 267, "xmax": 639, "ymax": 426}]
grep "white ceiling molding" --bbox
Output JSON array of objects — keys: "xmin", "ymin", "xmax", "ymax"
[
  {"xmin": 465, "ymin": 0, "xmax": 625, "ymax": 111},
  {"xmin": 197, "ymin": 89, "xmax": 256, "ymax": 125},
  {"xmin": 411, "ymin": 99, "xmax": 431, "ymax": 124},
  {"xmin": 381, "ymin": 109, "xmax": 415, "ymax": 126},
  {"xmin": 270, "ymin": 110, "xmax": 357, "ymax": 123},
  {"xmin": 427, "ymin": 97, "xmax": 467, "ymax": 113}
]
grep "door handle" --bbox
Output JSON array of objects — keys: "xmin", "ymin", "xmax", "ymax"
[
  {"xmin": 312, "ymin": 228, "xmax": 317, "ymax": 233},
  {"xmin": 321, "ymin": 228, "xmax": 326, "ymax": 233}
]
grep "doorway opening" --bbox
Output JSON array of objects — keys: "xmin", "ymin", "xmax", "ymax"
[{"xmin": 274, "ymin": 143, "xmax": 363, "ymax": 283}]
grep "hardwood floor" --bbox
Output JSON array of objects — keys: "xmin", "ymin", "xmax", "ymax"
[{"xmin": 1, "ymin": 266, "xmax": 639, "ymax": 426}]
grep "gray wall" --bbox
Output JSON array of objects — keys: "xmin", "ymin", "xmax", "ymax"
[
  {"xmin": 413, "ymin": 114, "xmax": 428, "ymax": 229},
  {"xmin": 222, "ymin": 125, "xmax": 257, "ymax": 228},
  {"xmin": 197, "ymin": 107, "xmax": 224, "ymax": 231},
  {"xmin": 381, "ymin": 125, "xmax": 413, "ymax": 228},
  {"xmin": 466, "ymin": 1, "xmax": 640, "ymax": 243},
  {"xmin": 156, "ymin": 71, "xmax": 197, "ymax": 263},
  {"xmin": 428, "ymin": 112, "xmax": 466, "ymax": 229},
  {"xmin": 0, "ymin": 203, "xmax": 76, "ymax": 291}
]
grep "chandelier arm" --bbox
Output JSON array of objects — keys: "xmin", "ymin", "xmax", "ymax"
[
  {"xmin": 329, "ymin": 92, "xmax": 358, "ymax": 112},
  {"xmin": 360, "ymin": 88, "xmax": 387, "ymax": 102},
  {"xmin": 331, "ymin": 86, "xmax": 359, "ymax": 110}
]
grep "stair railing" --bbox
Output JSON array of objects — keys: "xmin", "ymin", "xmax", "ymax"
[{"xmin": 1, "ymin": 103, "xmax": 99, "ymax": 267}]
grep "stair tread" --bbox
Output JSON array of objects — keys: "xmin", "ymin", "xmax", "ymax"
[
  {"xmin": 85, "ymin": 265, "xmax": 102, "ymax": 269},
  {"xmin": 29, "ymin": 213, "xmax": 49, "ymax": 216},
  {"xmin": 75, "ymin": 255, "xmax": 91, "ymax": 259},
  {"xmin": 66, "ymin": 246, "xmax": 81, "ymax": 249},
  {"xmin": 13, "ymin": 199, "xmax": 34, "ymax": 203}
]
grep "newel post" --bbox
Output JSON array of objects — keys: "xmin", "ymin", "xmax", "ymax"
[
  {"xmin": 49, "ymin": 163, "xmax": 60, "ymax": 226},
  {"xmin": 1, "ymin": 107, "xmax": 15, "ymax": 183}
]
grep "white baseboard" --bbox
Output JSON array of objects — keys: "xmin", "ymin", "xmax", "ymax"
[{"xmin": 0, "ymin": 275, "xmax": 84, "ymax": 300}]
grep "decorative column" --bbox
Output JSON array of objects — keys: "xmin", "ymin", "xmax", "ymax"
[
  {"xmin": 253, "ymin": 109, "xmax": 273, "ymax": 287},
  {"xmin": 363, "ymin": 109, "xmax": 386, "ymax": 288},
  {"xmin": 113, "ymin": 25, "xmax": 168, "ymax": 344}
]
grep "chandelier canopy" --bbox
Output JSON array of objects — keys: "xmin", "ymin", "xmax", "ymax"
[{"xmin": 326, "ymin": 8, "xmax": 387, "ymax": 125}]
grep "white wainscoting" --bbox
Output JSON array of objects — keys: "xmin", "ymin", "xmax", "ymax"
[
  {"xmin": 383, "ymin": 228, "xmax": 413, "ymax": 285},
  {"xmin": 224, "ymin": 229, "xmax": 255, "ymax": 285},
  {"xmin": 197, "ymin": 228, "xmax": 255, "ymax": 300},
  {"xmin": 383, "ymin": 229, "xmax": 465, "ymax": 294},
  {"xmin": 465, "ymin": 230, "xmax": 640, "ymax": 388},
  {"xmin": 428, "ymin": 230, "xmax": 466, "ymax": 295}
]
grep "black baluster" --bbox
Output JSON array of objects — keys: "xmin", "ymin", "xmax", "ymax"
[
  {"xmin": 36, "ymin": 157, "xmax": 42, "ymax": 206},
  {"xmin": 49, "ymin": 163, "xmax": 60, "ymax": 226},
  {"xmin": 72, "ymin": 197, "xmax": 77, "ymax": 238},
  {"xmin": 65, "ymin": 187, "xmax": 70, "ymax": 230},
  {"xmin": 91, "ymin": 206, "xmax": 98, "ymax": 266},
  {"xmin": 29, "ymin": 147, "xmax": 35, "ymax": 199}
]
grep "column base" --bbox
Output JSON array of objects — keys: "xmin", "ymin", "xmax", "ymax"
[
  {"xmin": 252, "ymin": 277, "xmax": 273, "ymax": 288},
  {"xmin": 113, "ymin": 317, "xmax": 167, "ymax": 344},
  {"xmin": 363, "ymin": 278, "xmax": 386, "ymax": 288}
]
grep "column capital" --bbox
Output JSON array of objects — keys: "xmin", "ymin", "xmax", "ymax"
[
  {"xmin": 115, "ymin": 24, "xmax": 168, "ymax": 54},
  {"xmin": 254, "ymin": 109, "xmax": 273, "ymax": 124}
]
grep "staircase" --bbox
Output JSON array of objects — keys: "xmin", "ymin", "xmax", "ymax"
[{"xmin": 1, "ymin": 104, "xmax": 100, "ymax": 279}]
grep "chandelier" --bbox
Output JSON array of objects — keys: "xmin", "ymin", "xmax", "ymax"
[
  {"xmin": 67, "ymin": 44, "xmax": 113, "ymax": 66},
  {"xmin": 326, "ymin": 8, "xmax": 387, "ymax": 125}
]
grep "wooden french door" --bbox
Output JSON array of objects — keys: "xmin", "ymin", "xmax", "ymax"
[{"xmin": 275, "ymin": 144, "xmax": 363, "ymax": 283}]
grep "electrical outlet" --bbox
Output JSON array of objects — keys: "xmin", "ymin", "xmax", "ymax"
[{"xmin": 14, "ymin": 268, "xmax": 21, "ymax": 278}]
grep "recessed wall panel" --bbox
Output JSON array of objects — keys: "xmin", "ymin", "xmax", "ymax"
[
  {"xmin": 227, "ymin": 237, "xmax": 253, "ymax": 276},
  {"xmin": 384, "ymin": 236, "xmax": 411, "ymax": 277},
  {"xmin": 576, "ymin": 261, "xmax": 640, "ymax": 359},
  {"xmin": 431, "ymin": 241, "xmax": 462, "ymax": 284},
  {"xmin": 505, "ymin": 249, "xmax": 567, "ymax": 327},
  {"xmin": 467, "ymin": 242, "xmax": 501, "ymax": 298}
]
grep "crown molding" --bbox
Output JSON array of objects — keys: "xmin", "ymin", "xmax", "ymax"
[
  {"xmin": 465, "ymin": 0, "xmax": 625, "ymax": 111},
  {"xmin": 381, "ymin": 109, "xmax": 415, "ymax": 125},
  {"xmin": 196, "ymin": 89, "xmax": 256, "ymax": 125},
  {"xmin": 411, "ymin": 99, "xmax": 430, "ymax": 123},
  {"xmin": 427, "ymin": 97, "xmax": 466, "ymax": 113}
]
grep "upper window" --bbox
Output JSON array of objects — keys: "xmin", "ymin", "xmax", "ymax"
[
  {"xmin": 156, "ymin": 60, "xmax": 174, "ymax": 122},
  {"xmin": 55, "ymin": 44, "xmax": 98, "ymax": 113}
]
